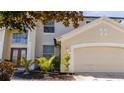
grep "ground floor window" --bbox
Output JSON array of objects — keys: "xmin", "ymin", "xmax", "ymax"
[{"xmin": 43, "ymin": 45, "xmax": 54, "ymax": 58}]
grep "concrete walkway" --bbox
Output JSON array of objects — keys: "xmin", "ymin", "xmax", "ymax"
[{"xmin": 73, "ymin": 72, "xmax": 124, "ymax": 81}]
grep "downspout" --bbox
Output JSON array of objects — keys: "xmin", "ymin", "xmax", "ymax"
[{"xmin": 54, "ymin": 38, "xmax": 61, "ymax": 58}]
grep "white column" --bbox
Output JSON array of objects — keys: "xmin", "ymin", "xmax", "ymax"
[
  {"xmin": 27, "ymin": 29, "xmax": 36, "ymax": 60},
  {"xmin": 0, "ymin": 30, "xmax": 5, "ymax": 61},
  {"xmin": 27, "ymin": 29, "xmax": 36, "ymax": 70},
  {"xmin": 0, "ymin": 42, "xmax": 2, "ymax": 60}
]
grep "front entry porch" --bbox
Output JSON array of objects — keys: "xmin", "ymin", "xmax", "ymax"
[{"xmin": 1, "ymin": 30, "xmax": 36, "ymax": 68}]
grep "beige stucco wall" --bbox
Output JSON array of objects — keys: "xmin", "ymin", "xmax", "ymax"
[
  {"xmin": 35, "ymin": 22, "xmax": 76, "ymax": 57},
  {"xmin": 2, "ymin": 31, "xmax": 11, "ymax": 60},
  {"xmin": 34, "ymin": 17, "xmax": 123, "ymax": 58},
  {"xmin": 35, "ymin": 23, "xmax": 44, "ymax": 57},
  {"xmin": 61, "ymin": 21, "xmax": 124, "ymax": 72},
  {"xmin": 74, "ymin": 46, "xmax": 124, "ymax": 72}
]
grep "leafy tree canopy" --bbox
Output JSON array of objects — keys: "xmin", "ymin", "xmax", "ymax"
[{"xmin": 0, "ymin": 11, "xmax": 83, "ymax": 32}]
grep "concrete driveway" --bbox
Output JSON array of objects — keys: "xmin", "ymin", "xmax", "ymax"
[{"xmin": 74, "ymin": 72, "xmax": 124, "ymax": 81}]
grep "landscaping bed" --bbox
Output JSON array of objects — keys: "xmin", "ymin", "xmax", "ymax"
[{"xmin": 13, "ymin": 71, "xmax": 75, "ymax": 81}]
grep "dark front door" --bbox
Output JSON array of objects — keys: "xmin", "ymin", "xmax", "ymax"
[{"xmin": 11, "ymin": 48, "xmax": 27, "ymax": 66}]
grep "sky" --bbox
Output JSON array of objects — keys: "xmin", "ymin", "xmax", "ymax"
[{"xmin": 84, "ymin": 11, "xmax": 124, "ymax": 18}]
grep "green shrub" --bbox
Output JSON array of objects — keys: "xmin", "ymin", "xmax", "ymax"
[
  {"xmin": 52, "ymin": 56, "xmax": 60, "ymax": 72},
  {"xmin": 35, "ymin": 55, "xmax": 56, "ymax": 73},
  {"xmin": 63, "ymin": 52, "xmax": 70, "ymax": 72},
  {"xmin": 20, "ymin": 57, "xmax": 34, "ymax": 74},
  {"xmin": 0, "ymin": 61, "xmax": 17, "ymax": 81}
]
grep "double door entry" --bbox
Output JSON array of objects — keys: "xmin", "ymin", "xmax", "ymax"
[{"xmin": 11, "ymin": 48, "xmax": 27, "ymax": 66}]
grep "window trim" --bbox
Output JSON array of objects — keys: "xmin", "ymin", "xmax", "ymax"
[
  {"xmin": 43, "ymin": 32, "xmax": 55, "ymax": 35},
  {"xmin": 43, "ymin": 21, "xmax": 55, "ymax": 33},
  {"xmin": 43, "ymin": 45, "xmax": 55, "ymax": 58},
  {"xmin": 12, "ymin": 33, "xmax": 28, "ymax": 44}
]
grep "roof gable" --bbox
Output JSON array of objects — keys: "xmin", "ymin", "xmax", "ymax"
[{"xmin": 57, "ymin": 17, "xmax": 124, "ymax": 41}]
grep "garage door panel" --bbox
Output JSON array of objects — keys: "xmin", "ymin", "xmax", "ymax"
[{"xmin": 74, "ymin": 46, "xmax": 124, "ymax": 72}]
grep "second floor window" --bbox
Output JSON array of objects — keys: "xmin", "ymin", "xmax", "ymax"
[
  {"xmin": 44, "ymin": 21, "xmax": 54, "ymax": 33},
  {"xmin": 12, "ymin": 33, "xmax": 27, "ymax": 43}
]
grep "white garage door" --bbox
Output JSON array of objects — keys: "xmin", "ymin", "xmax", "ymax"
[{"xmin": 73, "ymin": 46, "xmax": 124, "ymax": 72}]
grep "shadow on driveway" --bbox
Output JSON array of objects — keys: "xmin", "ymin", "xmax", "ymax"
[{"xmin": 74, "ymin": 72, "xmax": 124, "ymax": 80}]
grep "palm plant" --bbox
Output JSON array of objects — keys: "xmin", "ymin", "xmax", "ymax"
[
  {"xmin": 20, "ymin": 57, "xmax": 33, "ymax": 74},
  {"xmin": 64, "ymin": 52, "xmax": 70, "ymax": 72},
  {"xmin": 35, "ymin": 55, "xmax": 56, "ymax": 73}
]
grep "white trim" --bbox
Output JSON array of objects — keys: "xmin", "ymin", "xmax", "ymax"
[
  {"xmin": 10, "ymin": 45, "xmax": 27, "ymax": 48},
  {"xmin": 70, "ymin": 42, "xmax": 124, "ymax": 72},
  {"xmin": 27, "ymin": 29, "xmax": 36, "ymax": 60},
  {"xmin": 70, "ymin": 47, "xmax": 74, "ymax": 72},
  {"xmin": 43, "ymin": 33, "xmax": 55, "ymax": 35},
  {"xmin": 42, "ymin": 42, "xmax": 54, "ymax": 45},
  {"xmin": 72, "ymin": 43, "xmax": 124, "ymax": 49}
]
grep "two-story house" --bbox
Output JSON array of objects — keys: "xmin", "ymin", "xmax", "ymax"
[{"xmin": 0, "ymin": 16, "xmax": 124, "ymax": 72}]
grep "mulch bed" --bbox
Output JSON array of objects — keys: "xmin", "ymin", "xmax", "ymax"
[{"xmin": 13, "ymin": 71, "xmax": 75, "ymax": 81}]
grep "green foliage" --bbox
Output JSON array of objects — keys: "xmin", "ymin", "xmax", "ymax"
[
  {"xmin": 0, "ymin": 11, "xmax": 83, "ymax": 32},
  {"xmin": 0, "ymin": 61, "xmax": 16, "ymax": 81},
  {"xmin": 35, "ymin": 55, "xmax": 56, "ymax": 72},
  {"xmin": 52, "ymin": 56, "xmax": 60, "ymax": 72},
  {"xmin": 63, "ymin": 52, "xmax": 70, "ymax": 72},
  {"xmin": 20, "ymin": 57, "xmax": 33, "ymax": 74}
]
